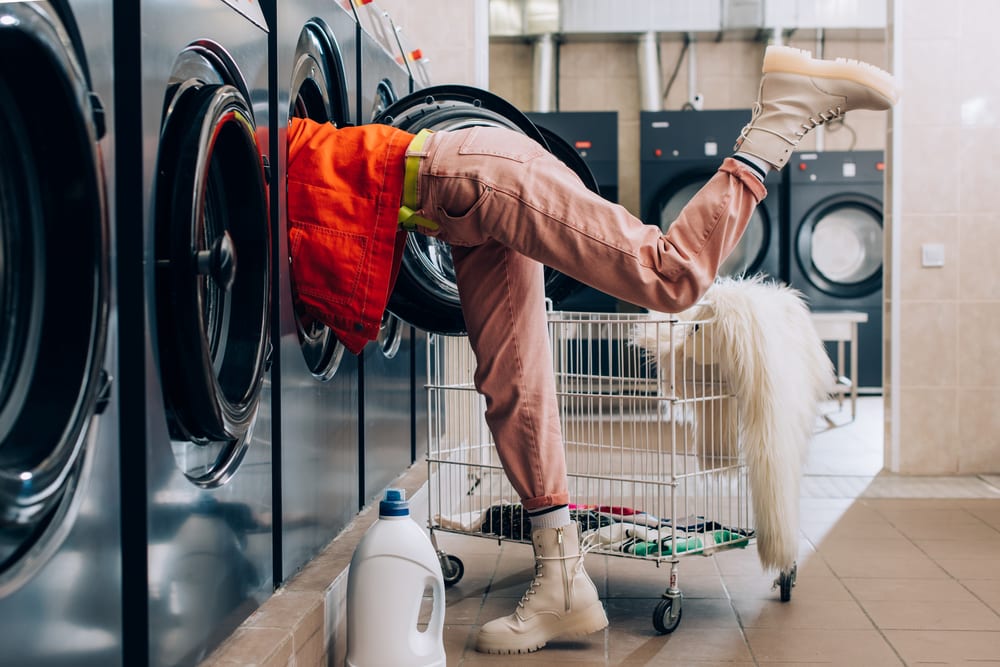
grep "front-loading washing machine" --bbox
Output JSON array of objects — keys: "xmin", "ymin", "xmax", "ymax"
[
  {"xmin": 787, "ymin": 150, "xmax": 885, "ymax": 392},
  {"xmin": 267, "ymin": 0, "xmax": 362, "ymax": 584},
  {"xmin": 0, "ymin": 2, "xmax": 122, "ymax": 665},
  {"xmin": 115, "ymin": 1, "xmax": 274, "ymax": 664},
  {"xmin": 356, "ymin": 4, "xmax": 418, "ymax": 506},
  {"xmin": 376, "ymin": 86, "xmax": 597, "ymax": 337},
  {"xmin": 640, "ymin": 110, "xmax": 784, "ymax": 285}
]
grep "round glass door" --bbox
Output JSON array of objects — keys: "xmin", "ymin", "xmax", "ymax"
[
  {"xmin": 656, "ymin": 175, "xmax": 770, "ymax": 279},
  {"xmin": 797, "ymin": 194, "xmax": 883, "ymax": 298},
  {"xmin": 155, "ymin": 45, "xmax": 270, "ymax": 487},
  {"xmin": 289, "ymin": 20, "xmax": 350, "ymax": 380},
  {"xmin": 0, "ymin": 2, "xmax": 109, "ymax": 589}
]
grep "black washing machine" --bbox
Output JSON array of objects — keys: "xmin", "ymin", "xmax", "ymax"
[
  {"xmin": 0, "ymin": 2, "xmax": 122, "ymax": 665},
  {"xmin": 640, "ymin": 110, "xmax": 784, "ymax": 286},
  {"xmin": 378, "ymin": 86, "xmax": 597, "ymax": 335},
  {"xmin": 787, "ymin": 150, "xmax": 885, "ymax": 392},
  {"xmin": 115, "ymin": 1, "xmax": 274, "ymax": 664},
  {"xmin": 526, "ymin": 111, "xmax": 620, "ymax": 311},
  {"xmin": 267, "ymin": 0, "xmax": 361, "ymax": 583}
]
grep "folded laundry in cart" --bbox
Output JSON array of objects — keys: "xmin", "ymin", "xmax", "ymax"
[
  {"xmin": 569, "ymin": 504, "xmax": 663, "ymax": 528},
  {"xmin": 661, "ymin": 514, "xmax": 755, "ymax": 537},
  {"xmin": 630, "ymin": 529, "xmax": 751, "ymax": 557},
  {"xmin": 581, "ymin": 522, "xmax": 661, "ymax": 553}
]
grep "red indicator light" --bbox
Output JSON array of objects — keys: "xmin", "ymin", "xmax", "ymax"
[
  {"xmin": 876, "ymin": 161, "xmax": 885, "ymax": 171},
  {"xmin": 654, "ymin": 148, "xmax": 662, "ymax": 157},
  {"xmin": 798, "ymin": 162, "xmax": 807, "ymax": 171},
  {"xmin": 575, "ymin": 140, "xmax": 592, "ymax": 149},
  {"xmin": 409, "ymin": 49, "xmax": 423, "ymax": 61}
]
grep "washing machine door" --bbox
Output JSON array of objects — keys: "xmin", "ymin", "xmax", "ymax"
[
  {"xmin": 796, "ymin": 193, "xmax": 883, "ymax": 298},
  {"xmin": 154, "ymin": 44, "xmax": 270, "ymax": 485},
  {"xmin": 653, "ymin": 171, "xmax": 773, "ymax": 279},
  {"xmin": 289, "ymin": 19, "xmax": 351, "ymax": 380},
  {"xmin": 374, "ymin": 85, "xmax": 586, "ymax": 334},
  {"xmin": 0, "ymin": 1, "xmax": 109, "ymax": 587}
]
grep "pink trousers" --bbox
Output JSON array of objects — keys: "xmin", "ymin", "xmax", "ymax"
[{"xmin": 412, "ymin": 126, "xmax": 766, "ymax": 511}]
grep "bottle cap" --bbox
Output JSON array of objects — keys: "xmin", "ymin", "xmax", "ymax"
[{"xmin": 379, "ymin": 488, "xmax": 409, "ymax": 517}]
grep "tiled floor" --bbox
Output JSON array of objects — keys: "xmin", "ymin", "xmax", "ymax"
[{"xmin": 433, "ymin": 397, "xmax": 1000, "ymax": 666}]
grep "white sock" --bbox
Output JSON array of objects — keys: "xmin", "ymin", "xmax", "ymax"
[
  {"xmin": 527, "ymin": 505, "xmax": 571, "ymax": 530},
  {"xmin": 733, "ymin": 152, "xmax": 772, "ymax": 181}
]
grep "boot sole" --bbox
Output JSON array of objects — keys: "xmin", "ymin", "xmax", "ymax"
[
  {"xmin": 475, "ymin": 601, "xmax": 609, "ymax": 655},
  {"xmin": 763, "ymin": 45, "xmax": 900, "ymax": 104}
]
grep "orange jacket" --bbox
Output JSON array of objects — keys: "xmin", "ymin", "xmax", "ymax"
[{"xmin": 286, "ymin": 117, "xmax": 414, "ymax": 354}]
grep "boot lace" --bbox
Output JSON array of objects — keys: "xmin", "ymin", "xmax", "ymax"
[
  {"xmin": 737, "ymin": 102, "xmax": 846, "ymax": 145},
  {"xmin": 516, "ymin": 541, "xmax": 598, "ymax": 611},
  {"xmin": 794, "ymin": 106, "xmax": 845, "ymax": 138}
]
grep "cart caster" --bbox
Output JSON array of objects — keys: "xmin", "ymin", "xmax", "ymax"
[
  {"xmin": 652, "ymin": 596, "xmax": 682, "ymax": 634},
  {"xmin": 439, "ymin": 553, "xmax": 464, "ymax": 586},
  {"xmin": 776, "ymin": 563, "xmax": 797, "ymax": 602}
]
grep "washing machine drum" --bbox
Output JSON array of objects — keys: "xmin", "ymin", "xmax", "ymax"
[
  {"xmin": 154, "ymin": 44, "xmax": 270, "ymax": 482},
  {"xmin": 374, "ymin": 85, "xmax": 589, "ymax": 335},
  {"xmin": 0, "ymin": 2, "xmax": 109, "ymax": 580},
  {"xmin": 655, "ymin": 175, "xmax": 772, "ymax": 279},
  {"xmin": 797, "ymin": 194, "xmax": 883, "ymax": 297}
]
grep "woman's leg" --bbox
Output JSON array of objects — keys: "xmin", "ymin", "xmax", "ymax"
[{"xmin": 448, "ymin": 241, "xmax": 567, "ymax": 511}]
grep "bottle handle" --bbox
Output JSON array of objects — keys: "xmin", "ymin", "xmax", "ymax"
[{"xmin": 423, "ymin": 572, "xmax": 446, "ymax": 647}]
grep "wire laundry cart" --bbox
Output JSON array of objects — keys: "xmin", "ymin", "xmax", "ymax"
[{"xmin": 424, "ymin": 308, "xmax": 796, "ymax": 634}]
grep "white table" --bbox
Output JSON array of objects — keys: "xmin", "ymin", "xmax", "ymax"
[{"xmin": 810, "ymin": 310, "xmax": 869, "ymax": 422}]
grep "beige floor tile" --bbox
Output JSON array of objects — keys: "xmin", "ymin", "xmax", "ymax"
[
  {"xmin": 725, "ymin": 573, "xmax": 853, "ymax": 601},
  {"xmin": 745, "ymin": 628, "xmax": 902, "ymax": 664},
  {"xmin": 884, "ymin": 629, "xmax": 1000, "ymax": 662},
  {"xmin": 915, "ymin": 536, "xmax": 1000, "ymax": 560},
  {"xmin": 800, "ymin": 518, "xmax": 908, "ymax": 544},
  {"xmin": 962, "ymin": 579, "xmax": 1000, "ymax": 614},
  {"xmin": 609, "ymin": 627, "xmax": 753, "ymax": 664},
  {"xmin": 815, "ymin": 536, "xmax": 929, "ymax": 559},
  {"xmin": 862, "ymin": 599, "xmax": 1000, "ymax": 631},
  {"xmin": 733, "ymin": 598, "xmax": 874, "ymax": 630},
  {"xmin": 440, "ymin": 596, "xmax": 486, "ymax": 625},
  {"xmin": 821, "ymin": 551, "xmax": 947, "ymax": 579},
  {"xmin": 842, "ymin": 576, "xmax": 979, "ymax": 602},
  {"xmin": 936, "ymin": 558, "xmax": 1000, "ymax": 579}
]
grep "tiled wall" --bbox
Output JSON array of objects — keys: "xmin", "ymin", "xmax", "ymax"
[{"xmin": 887, "ymin": 0, "xmax": 1000, "ymax": 474}]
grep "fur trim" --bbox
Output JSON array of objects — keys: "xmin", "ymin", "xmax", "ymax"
[{"xmin": 633, "ymin": 276, "xmax": 832, "ymax": 572}]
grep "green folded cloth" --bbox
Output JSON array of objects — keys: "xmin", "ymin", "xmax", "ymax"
[{"xmin": 631, "ymin": 530, "xmax": 751, "ymax": 556}]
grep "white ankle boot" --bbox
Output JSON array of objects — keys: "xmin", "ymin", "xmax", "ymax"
[
  {"xmin": 735, "ymin": 45, "xmax": 900, "ymax": 169},
  {"xmin": 475, "ymin": 524, "xmax": 608, "ymax": 654}
]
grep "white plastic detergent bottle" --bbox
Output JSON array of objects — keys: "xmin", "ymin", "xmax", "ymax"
[{"xmin": 345, "ymin": 488, "xmax": 446, "ymax": 667}]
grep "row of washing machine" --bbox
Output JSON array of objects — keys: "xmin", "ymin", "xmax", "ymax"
[
  {"xmin": 639, "ymin": 110, "xmax": 886, "ymax": 392},
  {"xmin": 0, "ymin": 2, "xmax": 622, "ymax": 666}
]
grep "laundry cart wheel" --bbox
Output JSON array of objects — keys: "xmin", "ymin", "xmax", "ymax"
[
  {"xmin": 652, "ymin": 597, "xmax": 682, "ymax": 634},
  {"xmin": 439, "ymin": 553, "xmax": 464, "ymax": 587},
  {"xmin": 777, "ymin": 563, "xmax": 797, "ymax": 602}
]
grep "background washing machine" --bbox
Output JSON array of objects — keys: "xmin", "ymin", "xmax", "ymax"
[
  {"xmin": 526, "ymin": 110, "xmax": 619, "ymax": 311},
  {"xmin": 787, "ymin": 150, "xmax": 885, "ymax": 392},
  {"xmin": 640, "ymin": 110, "xmax": 784, "ymax": 286},
  {"xmin": 266, "ymin": 0, "xmax": 362, "ymax": 585},
  {"xmin": 356, "ymin": 4, "xmax": 418, "ymax": 507},
  {"xmin": 0, "ymin": 2, "xmax": 122, "ymax": 664},
  {"xmin": 116, "ymin": 2, "xmax": 274, "ymax": 664}
]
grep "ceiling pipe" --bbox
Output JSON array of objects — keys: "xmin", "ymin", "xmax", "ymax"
[
  {"xmin": 532, "ymin": 32, "xmax": 556, "ymax": 112},
  {"xmin": 637, "ymin": 30, "xmax": 661, "ymax": 112},
  {"xmin": 814, "ymin": 27, "xmax": 826, "ymax": 151}
]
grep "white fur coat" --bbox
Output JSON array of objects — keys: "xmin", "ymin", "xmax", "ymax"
[{"xmin": 632, "ymin": 276, "xmax": 832, "ymax": 572}]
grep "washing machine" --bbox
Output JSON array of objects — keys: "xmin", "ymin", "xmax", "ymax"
[
  {"xmin": 787, "ymin": 150, "xmax": 885, "ymax": 392},
  {"xmin": 356, "ymin": 5, "xmax": 418, "ymax": 506},
  {"xmin": 0, "ymin": 2, "xmax": 122, "ymax": 665},
  {"xmin": 267, "ymin": 0, "xmax": 362, "ymax": 583},
  {"xmin": 379, "ymin": 87, "xmax": 601, "ymax": 336},
  {"xmin": 115, "ymin": 1, "xmax": 273, "ymax": 664},
  {"xmin": 526, "ymin": 110, "xmax": 619, "ymax": 311},
  {"xmin": 640, "ymin": 110, "xmax": 784, "ymax": 285}
]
